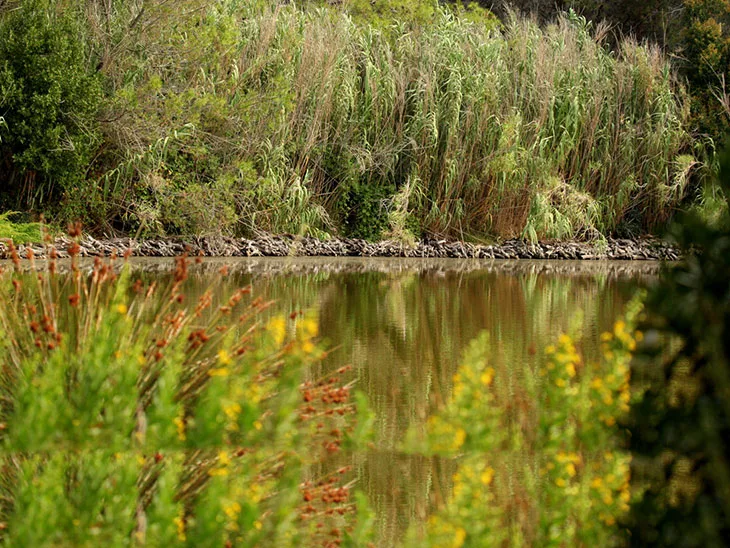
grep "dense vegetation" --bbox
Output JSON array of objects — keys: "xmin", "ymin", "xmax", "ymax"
[
  {"xmin": 628, "ymin": 141, "xmax": 730, "ymax": 545},
  {"xmin": 0, "ymin": 0, "xmax": 715, "ymax": 242},
  {"xmin": 0, "ymin": 243, "xmax": 375, "ymax": 545}
]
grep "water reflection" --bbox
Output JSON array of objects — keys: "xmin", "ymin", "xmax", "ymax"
[{"xmin": 125, "ymin": 257, "xmax": 654, "ymax": 545}]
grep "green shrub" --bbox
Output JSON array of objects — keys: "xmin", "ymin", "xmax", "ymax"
[
  {"xmin": 0, "ymin": 0, "xmax": 101, "ymax": 211},
  {"xmin": 628, "ymin": 139, "xmax": 730, "ymax": 545}
]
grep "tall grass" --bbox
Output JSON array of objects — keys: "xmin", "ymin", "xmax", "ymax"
[{"xmin": 69, "ymin": 3, "xmax": 693, "ymax": 240}]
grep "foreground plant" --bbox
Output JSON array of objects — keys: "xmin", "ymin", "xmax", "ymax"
[
  {"xmin": 404, "ymin": 299, "xmax": 643, "ymax": 546},
  {"xmin": 0, "ymin": 237, "xmax": 371, "ymax": 545}
]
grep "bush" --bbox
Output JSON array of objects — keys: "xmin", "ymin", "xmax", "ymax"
[
  {"xmin": 0, "ymin": 0, "xmax": 101, "ymax": 212},
  {"xmin": 628, "ymin": 140, "xmax": 730, "ymax": 544}
]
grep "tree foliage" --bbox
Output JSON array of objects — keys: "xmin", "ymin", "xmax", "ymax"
[{"xmin": 0, "ymin": 0, "xmax": 101, "ymax": 211}]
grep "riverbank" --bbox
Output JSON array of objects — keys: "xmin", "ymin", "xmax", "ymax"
[{"xmin": 0, "ymin": 235, "xmax": 680, "ymax": 261}]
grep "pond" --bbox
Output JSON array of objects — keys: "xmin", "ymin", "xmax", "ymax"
[{"xmin": 127, "ymin": 257, "xmax": 656, "ymax": 545}]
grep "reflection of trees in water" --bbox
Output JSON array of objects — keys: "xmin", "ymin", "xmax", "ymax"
[{"xmin": 125, "ymin": 261, "xmax": 647, "ymax": 545}]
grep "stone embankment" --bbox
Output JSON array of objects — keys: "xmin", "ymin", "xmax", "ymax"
[{"xmin": 0, "ymin": 235, "xmax": 680, "ymax": 261}]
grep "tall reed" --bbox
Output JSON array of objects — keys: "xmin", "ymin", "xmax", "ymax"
[{"xmin": 76, "ymin": 2, "xmax": 692, "ymax": 240}]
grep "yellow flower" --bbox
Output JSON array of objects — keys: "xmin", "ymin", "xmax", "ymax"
[
  {"xmin": 481, "ymin": 467, "xmax": 495, "ymax": 485},
  {"xmin": 556, "ymin": 478, "xmax": 566, "ymax": 487},
  {"xmin": 209, "ymin": 367, "xmax": 230, "ymax": 377},
  {"xmin": 209, "ymin": 468, "xmax": 229, "ymax": 477},
  {"xmin": 591, "ymin": 378, "xmax": 603, "ymax": 389},
  {"xmin": 591, "ymin": 477, "xmax": 603, "ymax": 489},
  {"xmin": 454, "ymin": 527, "xmax": 467, "ymax": 548},
  {"xmin": 565, "ymin": 363, "xmax": 576, "ymax": 378},
  {"xmin": 116, "ymin": 303, "xmax": 128, "ymax": 315},
  {"xmin": 555, "ymin": 378, "xmax": 566, "ymax": 388},
  {"xmin": 254, "ymin": 520, "xmax": 263, "ymax": 530},
  {"xmin": 453, "ymin": 428, "xmax": 466, "ymax": 450},
  {"xmin": 218, "ymin": 450, "xmax": 230, "ymax": 466},
  {"xmin": 253, "ymin": 420, "xmax": 263, "ymax": 430},
  {"xmin": 174, "ymin": 415, "xmax": 186, "ymax": 441},
  {"xmin": 217, "ymin": 349, "xmax": 232, "ymax": 365},
  {"xmin": 267, "ymin": 315, "xmax": 286, "ymax": 346},
  {"xmin": 566, "ymin": 463, "xmax": 576, "ymax": 477},
  {"xmin": 223, "ymin": 501, "xmax": 241, "ymax": 519},
  {"xmin": 174, "ymin": 515, "xmax": 186, "ymax": 542},
  {"xmin": 299, "ymin": 317, "xmax": 318, "ymax": 339},
  {"xmin": 223, "ymin": 402, "xmax": 242, "ymax": 419},
  {"xmin": 301, "ymin": 340, "xmax": 315, "ymax": 354},
  {"xmin": 480, "ymin": 367, "xmax": 495, "ymax": 387}
]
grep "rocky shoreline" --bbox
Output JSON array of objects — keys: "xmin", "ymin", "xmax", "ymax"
[{"xmin": 0, "ymin": 234, "xmax": 680, "ymax": 261}]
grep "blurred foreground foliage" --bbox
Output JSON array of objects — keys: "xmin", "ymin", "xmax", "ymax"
[
  {"xmin": 628, "ymin": 141, "xmax": 730, "ymax": 544},
  {"xmin": 402, "ymin": 299, "xmax": 644, "ymax": 546},
  {"xmin": 0, "ymin": 243, "xmax": 374, "ymax": 546}
]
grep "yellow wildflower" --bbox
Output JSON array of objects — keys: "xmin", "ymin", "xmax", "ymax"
[
  {"xmin": 566, "ymin": 463, "xmax": 576, "ymax": 477},
  {"xmin": 266, "ymin": 315, "xmax": 286, "ymax": 346},
  {"xmin": 555, "ymin": 378, "xmax": 566, "ymax": 388},
  {"xmin": 223, "ymin": 402, "xmax": 242, "ymax": 419},
  {"xmin": 565, "ymin": 363, "xmax": 576, "ymax": 378},
  {"xmin": 454, "ymin": 527, "xmax": 467, "ymax": 548},
  {"xmin": 223, "ymin": 501, "xmax": 241, "ymax": 519},
  {"xmin": 481, "ymin": 467, "xmax": 495, "ymax": 486},
  {"xmin": 301, "ymin": 340, "xmax": 315, "ymax": 354},
  {"xmin": 453, "ymin": 428, "xmax": 466, "ymax": 450},
  {"xmin": 174, "ymin": 415, "xmax": 186, "ymax": 441},
  {"xmin": 174, "ymin": 515, "xmax": 186, "ymax": 542},
  {"xmin": 556, "ymin": 478, "xmax": 566, "ymax": 487},
  {"xmin": 299, "ymin": 317, "xmax": 318, "ymax": 339},
  {"xmin": 209, "ymin": 367, "xmax": 230, "ymax": 377},
  {"xmin": 480, "ymin": 367, "xmax": 495, "ymax": 386},
  {"xmin": 217, "ymin": 349, "xmax": 232, "ymax": 365},
  {"xmin": 116, "ymin": 303, "xmax": 128, "ymax": 315}
]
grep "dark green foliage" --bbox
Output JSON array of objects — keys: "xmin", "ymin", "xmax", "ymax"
[
  {"xmin": 679, "ymin": 0, "xmax": 730, "ymax": 143},
  {"xmin": 0, "ymin": 0, "xmax": 101, "ymax": 212},
  {"xmin": 628, "ymin": 141, "xmax": 730, "ymax": 545},
  {"xmin": 339, "ymin": 180, "xmax": 395, "ymax": 241}
]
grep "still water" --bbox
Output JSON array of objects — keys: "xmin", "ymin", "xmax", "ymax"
[{"xmin": 130, "ymin": 257, "xmax": 656, "ymax": 545}]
